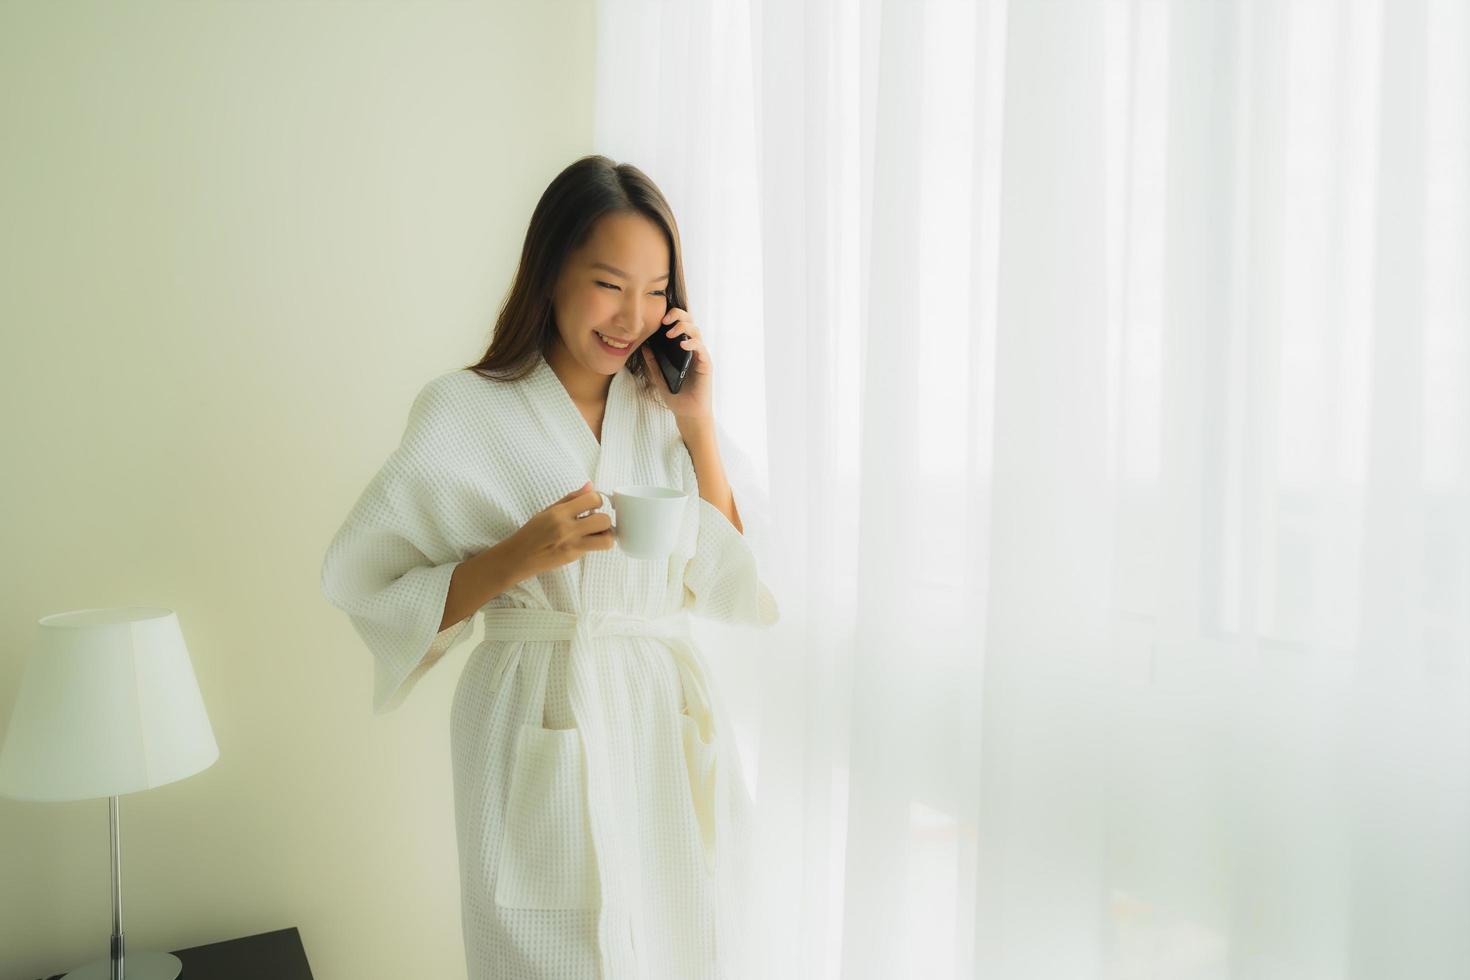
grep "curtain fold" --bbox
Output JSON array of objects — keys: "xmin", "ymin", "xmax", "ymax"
[{"xmin": 595, "ymin": 0, "xmax": 1469, "ymax": 976}]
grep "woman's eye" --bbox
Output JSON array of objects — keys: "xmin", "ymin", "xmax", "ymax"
[{"xmin": 598, "ymin": 281, "xmax": 667, "ymax": 297}]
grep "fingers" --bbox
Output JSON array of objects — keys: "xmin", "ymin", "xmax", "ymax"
[
  {"xmin": 552, "ymin": 484, "xmax": 597, "ymax": 513},
  {"xmin": 567, "ymin": 488, "xmax": 605, "ymax": 515},
  {"xmin": 555, "ymin": 481, "xmax": 592, "ymax": 504},
  {"xmin": 576, "ymin": 510, "xmax": 613, "ymax": 534},
  {"xmin": 551, "ymin": 484, "xmax": 615, "ymax": 548},
  {"xmin": 572, "ymin": 510, "xmax": 614, "ymax": 555}
]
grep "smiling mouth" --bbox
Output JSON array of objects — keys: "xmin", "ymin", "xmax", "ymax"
[{"xmin": 594, "ymin": 330, "xmax": 634, "ymax": 350}]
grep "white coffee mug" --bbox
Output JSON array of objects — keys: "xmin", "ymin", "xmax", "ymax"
[{"xmin": 592, "ymin": 485, "xmax": 689, "ymax": 560}]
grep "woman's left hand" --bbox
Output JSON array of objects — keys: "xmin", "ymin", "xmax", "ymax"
[{"xmin": 641, "ymin": 306, "xmax": 714, "ymax": 420}]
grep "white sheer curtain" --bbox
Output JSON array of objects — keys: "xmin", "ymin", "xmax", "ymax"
[{"xmin": 596, "ymin": 1, "xmax": 1469, "ymax": 977}]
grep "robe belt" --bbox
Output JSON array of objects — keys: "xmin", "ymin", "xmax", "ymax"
[{"xmin": 477, "ymin": 605, "xmax": 718, "ymax": 979}]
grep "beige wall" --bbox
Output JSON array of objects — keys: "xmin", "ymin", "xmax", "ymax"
[{"xmin": 0, "ymin": 2, "xmax": 593, "ymax": 977}]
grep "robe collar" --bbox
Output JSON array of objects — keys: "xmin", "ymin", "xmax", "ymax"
[
  {"xmin": 529, "ymin": 353, "xmax": 638, "ymax": 607},
  {"xmin": 530, "ymin": 351, "xmax": 633, "ymax": 492}
]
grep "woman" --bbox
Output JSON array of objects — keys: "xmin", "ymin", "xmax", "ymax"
[{"xmin": 320, "ymin": 154, "xmax": 779, "ymax": 980}]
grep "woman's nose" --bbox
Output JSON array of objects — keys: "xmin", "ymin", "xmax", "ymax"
[{"xmin": 619, "ymin": 292, "xmax": 642, "ymax": 325}]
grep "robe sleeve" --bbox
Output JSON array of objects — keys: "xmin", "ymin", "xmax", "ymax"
[
  {"xmin": 320, "ymin": 379, "xmax": 476, "ymax": 715},
  {"xmin": 681, "ymin": 422, "xmax": 781, "ymax": 627}
]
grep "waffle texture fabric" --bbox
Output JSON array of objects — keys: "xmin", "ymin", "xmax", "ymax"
[{"xmin": 320, "ymin": 354, "xmax": 780, "ymax": 979}]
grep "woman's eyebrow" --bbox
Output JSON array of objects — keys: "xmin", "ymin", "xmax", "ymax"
[{"xmin": 590, "ymin": 261, "xmax": 670, "ymax": 282}]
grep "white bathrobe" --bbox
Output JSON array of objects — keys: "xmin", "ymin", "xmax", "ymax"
[{"xmin": 320, "ymin": 353, "xmax": 780, "ymax": 980}]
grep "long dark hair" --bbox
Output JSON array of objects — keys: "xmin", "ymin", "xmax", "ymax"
[{"xmin": 466, "ymin": 154, "xmax": 688, "ymax": 396}]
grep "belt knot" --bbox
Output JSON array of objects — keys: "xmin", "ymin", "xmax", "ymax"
[{"xmin": 575, "ymin": 610, "xmax": 618, "ymax": 646}]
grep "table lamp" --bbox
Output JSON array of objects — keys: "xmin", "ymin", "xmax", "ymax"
[{"xmin": 0, "ymin": 607, "xmax": 219, "ymax": 980}]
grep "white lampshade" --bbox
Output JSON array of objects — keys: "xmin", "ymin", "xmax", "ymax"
[{"xmin": 0, "ymin": 607, "xmax": 219, "ymax": 802}]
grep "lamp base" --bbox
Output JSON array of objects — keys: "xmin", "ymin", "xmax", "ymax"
[{"xmin": 62, "ymin": 951, "xmax": 182, "ymax": 980}]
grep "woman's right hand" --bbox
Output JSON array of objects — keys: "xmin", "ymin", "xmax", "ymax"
[{"xmin": 508, "ymin": 481, "xmax": 615, "ymax": 578}]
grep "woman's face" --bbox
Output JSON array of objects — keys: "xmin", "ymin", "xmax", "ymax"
[{"xmin": 550, "ymin": 211, "xmax": 672, "ymax": 377}]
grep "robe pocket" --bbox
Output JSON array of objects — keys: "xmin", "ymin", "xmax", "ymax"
[
  {"xmin": 491, "ymin": 724, "xmax": 600, "ymax": 910},
  {"xmin": 678, "ymin": 709, "xmax": 718, "ymax": 875}
]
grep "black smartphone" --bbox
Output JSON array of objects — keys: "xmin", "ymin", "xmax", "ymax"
[{"xmin": 642, "ymin": 316, "xmax": 694, "ymax": 394}]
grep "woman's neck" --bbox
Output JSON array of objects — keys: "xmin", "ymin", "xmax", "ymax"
[{"xmin": 546, "ymin": 335, "xmax": 614, "ymax": 407}]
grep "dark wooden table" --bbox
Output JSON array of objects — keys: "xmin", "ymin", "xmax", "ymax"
[{"xmin": 37, "ymin": 927, "xmax": 313, "ymax": 980}]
